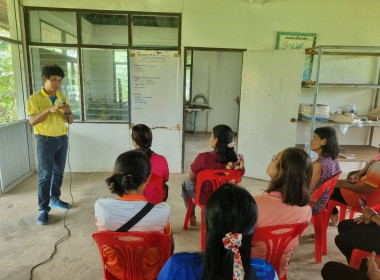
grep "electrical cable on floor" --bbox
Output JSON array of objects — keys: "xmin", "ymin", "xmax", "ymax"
[{"xmin": 29, "ymin": 119, "xmax": 74, "ymax": 280}]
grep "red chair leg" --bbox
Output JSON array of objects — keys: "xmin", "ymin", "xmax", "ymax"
[
  {"xmin": 321, "ymin": 212, "xmax": 328, "ymax": 255},
  {"xmin": 200, "ymin": 207, "xmax": 206, "ymax": 250},
  {"xmin": 183, "ymin": 199, "xmax": 194, "ymax": 230},
  {"xmin": 339, "ymin": 206, "xmax": 347, "ymax": 222},
  {"xmin": 312, "ymin": 216, "xmax": 322, "ymax": 263},
  {"xmin": 326, "ymin": 203, "xmax": 334, "ymax": 225}
]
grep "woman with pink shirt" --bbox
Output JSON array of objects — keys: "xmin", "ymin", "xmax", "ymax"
[
  {"xmin": 252, "ymin": 147, "xmax": 312, "ymax": 279},
  {"xmin": 132, "ymin": 124, "xmax": 169, "ymax": 204}
]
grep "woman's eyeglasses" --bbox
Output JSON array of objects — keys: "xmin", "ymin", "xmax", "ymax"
[{"xmin": 272, "ymin": 155, "xmax": 279, "ymax": 163}]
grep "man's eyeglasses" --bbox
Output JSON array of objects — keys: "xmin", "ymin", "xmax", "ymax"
[{"xmin": 272, "ymin": 155, "xmax": 279, "ymax": 163}]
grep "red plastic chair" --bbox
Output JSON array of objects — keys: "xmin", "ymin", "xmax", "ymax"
[
  {"xmin": 326, "ymin": 185, "xmax": 380, "ymax": 224},
  {"xmin": 251, "ymin": 222, "xmax": 309, "ymax": 280},
  {"xmin": 349, "ymin": 249, "xmax": 380, "ymax": 269},
  {"xmin": 182, "ymin": 169, "xmax": 243, "ymax": 250},
  {"xmin": 310, "ymin": 172, "xmax": 341, "ymax": 264},
  {"xmin": 92, "ymin": 231, "xmax": 172, "ymax": 280},
  {"xmin": 146, "ymin": 173, "xmax": 164, "ymax": 204}
]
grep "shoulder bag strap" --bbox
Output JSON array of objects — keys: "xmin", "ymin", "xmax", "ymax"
[{"xmin": 116, "ymin": 203, "xmax": 155, "ymax": 232}]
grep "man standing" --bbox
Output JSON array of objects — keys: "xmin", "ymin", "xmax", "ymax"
[{"xmin": 27, "ymin": 65, "xmax": 74, "ymax": 225}]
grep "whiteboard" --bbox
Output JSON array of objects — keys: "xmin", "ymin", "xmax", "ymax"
[{"xmin": 129, "ymin": 50, "xmax": 181, "ymax": 128}]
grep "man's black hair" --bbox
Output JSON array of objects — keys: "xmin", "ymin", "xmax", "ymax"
[{"xmin": 42, "ymin": 65, "xmax": 65, "ymax": 79}]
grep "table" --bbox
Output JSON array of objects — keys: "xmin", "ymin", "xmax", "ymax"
[
  {"xmin": 296, "ymin": 144, "xmax": 379, "ymax": 162},
  {"xmin": 185, "ymin": 106, "xmax": 211, "ymax": 134}
]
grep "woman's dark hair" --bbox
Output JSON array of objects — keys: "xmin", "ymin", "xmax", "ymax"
[
  {"xmin": 314, "ymin": 126, "xmax": 340, "ymax": 159},
  {"xmin": 132, "ymin": 124, "xmax": 154, "ymax": 158},
  {"xmin": 202, "ymin": 184, "xmax": 257, "ymax": 280},
  {"xmin": 42, "ymin": 65, "xmax": 65, "ymax": 79},
  {"xmin": 267, "ymin": 147, "xmax": 312, "ymax": 206},
  {"xmin": 106, "ymin": 150, "xmax": 151, "ymax": 197},
  {"xmin": 213, "ymin": 125, "xmax": 238, "ymax": 164}
]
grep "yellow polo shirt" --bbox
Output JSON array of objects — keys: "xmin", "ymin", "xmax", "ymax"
[{"xmin": 27, "ymin": 88, "xmax": 70, "ymax": 136}]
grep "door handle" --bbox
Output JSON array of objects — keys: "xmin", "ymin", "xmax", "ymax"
[{"xmin": 290, "ymin": 118, "xmax": 296, "ymax": 123}]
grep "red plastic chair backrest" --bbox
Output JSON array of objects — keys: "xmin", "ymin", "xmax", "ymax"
[
  {"xmin": 366, "ymin": 183, "xmax": 380, "ymax": 207},
  {"xmin": 310, "ymin": 172, "xmax": 342, "ymax": 208},
  {"xmin": 251, "ymin": 222, "xmax": 309, "ymax": 277},
  {"xmin": 194, "ymin": 169, "xmax": 243, "ymax": 205},
  {"xmin": 147, "ymin": 173, "xmax": 164, "ymax": 203},
  {"xmin": 92, "ymin": 231, "xmax": 171, "ymax": 280},
  {"xmin": 349, "ymin": 249, "xmax": 380, "ymax": 269}
]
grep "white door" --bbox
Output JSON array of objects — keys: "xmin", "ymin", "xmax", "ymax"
[{"xmin": 238, "ymin": 49, "xmax": 304, "ymax": 180}]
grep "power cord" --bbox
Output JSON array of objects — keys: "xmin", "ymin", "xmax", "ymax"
[{"xmin": 29, "ymin": 119, "xmax": 74, "ymax": 280}]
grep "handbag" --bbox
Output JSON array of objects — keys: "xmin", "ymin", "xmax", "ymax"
[{"xmin": 116, "ymin": 202, "xmax": 155, "ymax": 232}]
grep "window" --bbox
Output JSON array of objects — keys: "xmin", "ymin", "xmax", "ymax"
[
  {"xmin": 26, "ymin": 8, "xmax": 181, "ymax": 123},
  {"xmin": 80, "ymin": 13, "xmax": 128, "ymax": 46},
  {"xmin": 0, "ymin": 40, "xmax": 16, "ymax": 123},
  {"xmin": 114, "ymin": 51, "xmax": 128, "ymax": 103},
  {"xmin": 82, "ymin": 49, "xmax": 128, "ymax": 121},
  {"xmin": 0, "ymin": 0, "xmax": 24, "ymax": 125},
  {"xmin": 29, "ymin": 10, "xmax": 77, "ymax": 44},
  {"xmin": 185, "ymin": 49, "xmax": 193, "ymax": 102},
  {"xmin": 30, "ymin": 47, "xmax": 81, "ymax": 119},
  {"xmin": 0, "ymin": 0, "xmax": 20, "ymax": 40},
  {"xmin": 132, "ymin": 15, "xmax": 180, "ymax": 47}
]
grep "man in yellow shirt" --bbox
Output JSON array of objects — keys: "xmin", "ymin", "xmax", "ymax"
[{"xmin": 27, "ymin": 65, "xmax": 74, "ymax": 225}]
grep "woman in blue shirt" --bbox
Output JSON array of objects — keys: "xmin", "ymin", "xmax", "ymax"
[{"xmin": 158, "ymin": 184, "xmax": 278, "ymax": 280}]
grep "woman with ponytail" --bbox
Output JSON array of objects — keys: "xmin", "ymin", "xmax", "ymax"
[
  {"xmin": 94, "ymin": 150, "xmax": 171, "ymax": 279},
  {"xmin": 132, "ymin": 124, "xmax": 169, "ymax": 204},
  {"xmin": 182, "ymin": 124, "xmax": 245, "ymax": 225},
  {"xmin": 158, "ymin": 184, "xmax": 278, "ymax": 280}
]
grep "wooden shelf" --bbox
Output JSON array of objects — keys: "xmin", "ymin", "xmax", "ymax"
[
  {"xmin": 305, "ymin": 45, "xmax": 380, "ymax": 56},
  {"xmin": 302, "ymin": 81, "xmax": 380, "ymax": 89},
  {"xmin": 296, "ymin": 144, "xmax": 379, "ymax": 162},
  {"xmin": 337, "ymin": 145, "xmax": 379, "ymax": 162},
  {"xmin": 298, "ymin": 118, "xmax": 380, "ymax": 127}
]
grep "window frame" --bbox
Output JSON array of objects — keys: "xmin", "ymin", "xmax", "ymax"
[
  {"xmin": 0, "ymin": 0, "xmax": 25, "ymax": 125},
  {"xmin": 24, "ymin": 7, "xmax": 182, "ymax": 123}
]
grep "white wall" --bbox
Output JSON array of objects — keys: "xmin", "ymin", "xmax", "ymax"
[
  {"xmin": 21, "ymin": 0, "xmax": 380, "ymax": 174},
  {"xmin": 67, "ymin": 123, "xmax": 181, "ymax": 172}
]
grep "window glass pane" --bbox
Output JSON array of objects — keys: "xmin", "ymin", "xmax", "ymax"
[
  {"xmin": 0, "ymin": 0, "xmax": 10, "ymax": 38},
  {"xmin": 82, "ymin": 49, "xmax": 129, "ymax": 122},
  {"xmin": 0, "ymin": 0, "xmax": 18, "ymax": 40},
  {"xmin": 185, "ymin": 66, "xmax": 191, "ymax": 102},
  {"xmin": 132, "ymin": 15, "xmax": 179, "ymax": 47},
  {"xmin": 29, "ymin": 10, "xmax": 77, "ymax": 44},
  {"xmin": 81, "ymin": 13, "xmax": 128, "ymax": 46},
  {"xmin": 0, "ymin": 40, "xmax": 24, "ymax": 124},
  {"xmin": 30, "ymin": 47, "xmax": 81, "ymax": 120},
  {"xmin": 186, "ymin": 50, "xmax": 192, "ymax": 65},
  {"xmin": 0, "ymin": 40, "xmax": 15, "ymax": 123}
]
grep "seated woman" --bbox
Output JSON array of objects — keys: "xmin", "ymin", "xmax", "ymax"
[
  {"xmin": 349, "ymin": 146, "xmax": 380, "ymax": 182},
  {"xmin": 329, "ymin": 160, "xmax": 380, "ymax": 226},
  {"xmin": 94, "ymin": 150, "xmax": 171, "ymax": 280},
  {"xmin": 131, "ymin": 124, "xmax": 169, "ymax": 204},
  {"xmin": 310, "ymin": 126, "xmax": 341, "ymax": 218},
  {"xmin": 321, "ymin": 206, "xmax": 380, "ymax": 280},
  {"xmin": 158, "ymin": 184, "xmax": 278, "ymax": 280},
  {"xmin": 252, "ymin": 147, "xmax": 312, "ymax": 279},
  {"xmin": 182, "ymin": 124, "xmax": 245, "ymax": 225}
]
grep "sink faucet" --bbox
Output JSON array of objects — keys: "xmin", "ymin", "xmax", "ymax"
[{"xmin": 192, "ymin": 93, "xmax": 208, "ymax": 105}]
